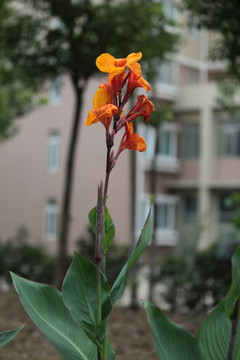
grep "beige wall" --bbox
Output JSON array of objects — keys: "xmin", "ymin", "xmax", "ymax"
[{"xmin": 0, "ymin": 76, "xmax": 132, "ymax": 254}]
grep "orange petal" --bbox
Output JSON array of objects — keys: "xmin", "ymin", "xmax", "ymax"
[
  {"xmin": 85, "ymin": 110, "xmax": 99, "ymax": 126},
  {"xmin": 96, "ymin": 53, "xmax": 125, "ymax": 75},
  {"xmin": 128, "ymin": 63, "xmax": 142, "ymax": 76},
  {"xmin": 96, "ymin": 53, "xmax": 115, "ymax": 72},
  {"xmin": 126, "ymin": 52, "xmax": 142, "ymax": 65},
  {"xmin": 93, "ymin": 87, "xmax": 112, "ymax": 109}
]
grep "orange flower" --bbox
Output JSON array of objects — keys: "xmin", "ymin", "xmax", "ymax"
[
  {"xmin": 128, "ymin": 63, "xmax": 151, "ymax": 92},
  {"xmin": 118, "ymin": 121, "xmax": 146, "ymax": 154},
  {"xmin": 85, "ymin": 87, "xmax": 118, "ymax": 130},
  {"xmin": 96, "ymin": 53, "xmax": 142, "ymax": 75},
  {"xmin": 125, "ymin": 95, "xmax": 155, "ymax": 123}
]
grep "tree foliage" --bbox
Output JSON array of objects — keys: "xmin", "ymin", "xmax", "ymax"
[{"xmin": 182, "ymin": 0, "xmax": 240, "ymax": 79}]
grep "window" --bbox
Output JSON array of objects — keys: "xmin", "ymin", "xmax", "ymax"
[
  {"xmin": 156, "ymin": 202, "xmax": 175, "ymax": 230},
  {"xmin": 47, "ymin": 132, "xmax": 60, "ymax": 172},
  {"xmin": 219, "ymin": 193, "xmax": 234, "ymax": 222},
  {"xmin": 160, "ymin": 0, "xmax": 179, "ymax": 21},
  {"xmin": 188, "ymin": 23, "xmax": 199, "ymax": 40},
  {"xmin": 180, "ymin": 123, "xmax": 199, "ymax": 159},
  {"xmin": 45, "ymin": 200, "xmax": 58, "ymax": 239},
  {"xmin": 185, "ymin": 67, "xmax": 199, "ymax": 85},
  {"xmin": 141, "ymin": 195, "xmax": 178, "ymax": 245},
  {"xmin": 158, "ymin": 129, "xmax": 177, "ymax": 157},
  {"xmin": 50, "ymin": 77, "xmax": 62, "ymax": 105},
  {"xmin": 158, "ymin": 61, "xmax": 176, "ymax": 85},
  {"xmin": 181, "ymin": 194, "xmax": 197, "ymax": 221},
  {"xmin": 143, "ymin": 125, "xmax": 156, "ymax": 159},
  {"xmin": 218, "ymin": 120, "xmax": 240, "ymax": 157}
]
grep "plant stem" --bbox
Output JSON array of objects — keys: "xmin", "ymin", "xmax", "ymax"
[
  {"xmin": 226, "ymin": 299, "xmax": 240, "ymax": 360},
  {"xmin": 95, "ymin": 183, "xmax": 104, "ymax": 360},
  {"xmin": 102, "ymin": 328, "xmax": 108, "ymax": 360},
  {"xmin": 104, "ymin": 147, "xmax": 111, "ymax": 205}
]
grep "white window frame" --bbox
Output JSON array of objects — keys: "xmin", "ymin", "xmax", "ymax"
[
  {"xmin": 218, "ymin": 122, "xmax": 240, "ymax": 157},
  {"xmin": 139, "ymin": 123, "xmax": 180, "ymax": 172},
  {"xmin": 155, "ymin": 194, "xmax": 178, "ymax": 245},
  {"xmin": 47, "ymin": 132, "xmax": 60, "ymax": 172},
  {"xmin": 140, "ymin": 194, "xmax": 178, "ymax": 246},
  {"xmin": 160, "ymin": 0, "xmax": 179, "ymax": 22},
  {"xmin": 180, "ymin": 122, "xmax": 199, "ymax": 159},
  {"xmin": 50, "ymin": 77, "xmax": 62, "ymax": 105},
  {"xmin": 45, "ymin": 200, "xmax": 58, "ymax": 240}
]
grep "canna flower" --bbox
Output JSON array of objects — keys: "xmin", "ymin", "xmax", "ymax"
[
  {"xmin": 85, "ymin": 87, "xmax": 118, "ymax": 130},
  {"xmin": 121, "ymin": 63, "xmax": 151, "ymax": 107},
  {"xmin": 116, "ymin": 95, "xmax": 155, "ymax": 132},
  {"xmin": 118, "ymin": 121, "xmax": 146, "ymax": 154},
  {"xmin": 96, "ymin": 52, "xmax": 142, "ymax": 75},
  {"xmin": 128, "ymin": 63, "xmax": 151, "ymax": 93},
  {"xmin": 125, "ymin": 95, "xmax": 155, "ymax": 123}
]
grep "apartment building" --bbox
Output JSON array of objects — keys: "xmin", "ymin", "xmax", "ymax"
[
  {"xmin": 0, "ymin": 0, "xmax": 239, "ymax": 256},
  {"xmin": 135, "ymin": 1, "xmax": 240, "ymax": 255}
]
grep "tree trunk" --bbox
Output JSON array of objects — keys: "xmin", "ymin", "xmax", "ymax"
[{"xmin": 56, "ymin": 80, "xmax": 83, "ymax": 288}]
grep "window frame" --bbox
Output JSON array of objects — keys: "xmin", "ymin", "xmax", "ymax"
[
  {"xmin": 47, "ymin": 131, "xmax": 60, "ymax": 173},
  {"xmin": 45, "ymin": 199, "xmax": 58, "ymax": 240}
]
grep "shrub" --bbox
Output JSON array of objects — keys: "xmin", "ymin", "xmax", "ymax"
[
  {"xmin": 158, "ymin": 239, "xmax": 237, "ymax": 313},
  {"xmin": 0, "ymin": 227, "xmax": 55, "ymax": 284}
]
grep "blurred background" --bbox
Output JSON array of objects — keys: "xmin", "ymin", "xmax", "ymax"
[{"xmin": 0, "ymin": 0, "xmax": 240, "ymax": 317}]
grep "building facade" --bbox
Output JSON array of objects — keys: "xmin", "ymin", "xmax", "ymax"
[{"xmin": 135, "ymin": 2, "xmax": 240, "ymax": 255}]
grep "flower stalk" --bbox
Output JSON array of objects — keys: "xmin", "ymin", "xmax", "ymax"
[{"xmin": 86, "ymin": 52, "xmax": 155, "ymax": 359}]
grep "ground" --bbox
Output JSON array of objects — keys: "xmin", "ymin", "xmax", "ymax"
[{"xmin": 0, "ymin": 291, "xmax": 205, "ymax": 359}]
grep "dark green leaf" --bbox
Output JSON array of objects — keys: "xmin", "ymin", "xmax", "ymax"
[
  {"xmin": 0, "ymin": 325, "xmax": 24, "ymax": 349},
  {"xmin": 62, "ymin": 253, "xmax": 112, "ymax": 344},
  {"xmin": 110, "ymin": 196, "xmax": 154, "ymax": 303},
  {"xmin": 197, "ymin": 300, "xmax": 239, "ymax": 360},
  {"xmin": 225, "ymin": 245, "xmax": 240, "ymax": 317},
  {"xmin": 106, "ymin": 338, "xmax": 115, "ymax": 360},
  {"xmin": 143, "ymin": 300, "xmax": 205, "ymax": 360},
  {"xmin": 88, "ymin": 206, "xmax": 115, "ymax": 255},
  {"xmin": 11, "ymin": 273, "xmax": 97, "ymax": 360}
]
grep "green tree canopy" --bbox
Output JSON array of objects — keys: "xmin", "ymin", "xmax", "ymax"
[
  {"xmin": 182, "ymin": 0, "xmax": 240, "ymax": 79},
  {"xmin": 0, "ymin": 0, "xmax": 36, "ymax": 141}
]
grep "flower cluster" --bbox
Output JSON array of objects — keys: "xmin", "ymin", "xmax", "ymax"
[{"xmin": 86, "ymin": 52, "xmax": 155, "ymax": 172}]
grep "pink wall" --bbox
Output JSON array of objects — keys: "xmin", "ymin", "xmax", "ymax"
[
  {"xmin": 178, "ymin": 160, "xmax": 199, "ymax": 180},
  {"xmin": 0, "ymin": 76, "xmax": 131, "ymax": 254},
  {"xmin": 215, "ymin": 159, "xmax": 240, "ymax": 180}
]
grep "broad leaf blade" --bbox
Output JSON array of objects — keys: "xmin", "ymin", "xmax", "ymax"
[
  {"xmin": 143, "ymin": 300, "xmax": 205, "ymax": 360},
  {"xmin": 88, "ymin": 206, "xmax": 115, "ymax": 254},
  {"xmin": 11, "ymin": 273, "xmax": 97, "ymax": 360},
  {"xmin": 198, "ymin": 300, "xmax": 240, "ymax": 360},
  {"xmin": 110, "ymin": 196, "xmax": 154, "ymax": 304},
  {"xmin": 0, "ymin": 325, "xmax": 24, "ymax": 349},
  {"xmin": 62, "ymin": 253, "xmax": 112, "ymax": 344},
  {"xmin": 106, "ymin": 339, "xmax": 115, "ymax": 360},
  {"xmin": 225, "ymin": 245, "xmax": 240, "ymax": 317}
]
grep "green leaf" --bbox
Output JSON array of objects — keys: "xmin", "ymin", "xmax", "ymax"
[
  {"xmin": 0, "ymin": 325, "xmax": 24, "ymax": 349},
  {"xmin": 110, "ymin": 196, "xmax": 154, "ymax": 304},
  {"xmin": 197, "ymin": 300, "xmax": 240, "ymax": 360},
  {"xmin": 225, "ymin": 245, "xmax": 240, "ymax": 317},
  {"xmin": 88, "ymin": 206, "xmax": 115, "ymax": 254},
  {"xmin": 143, "ymin": 300, "xmax": 205, "ymax": 360},
  {"xmin": 106, "ymin": 338, "xmax": 115, "ymax": 360},
  {"xmin": 62, "ymin": 253, "xmax": 112, "ymax": 344},
  {"xmin": 11, "ymin": 273, "xmax": 97, "ymax": 360}
]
